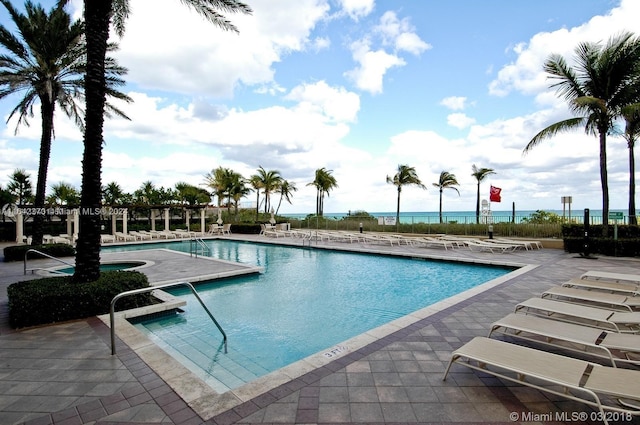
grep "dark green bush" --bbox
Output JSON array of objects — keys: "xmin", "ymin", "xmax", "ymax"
[
  {"xmin": 4, "ymin": 243, "xmax": 75, "ymax": 262},
  {"xmin": 8, "ymin": 270, "xmax": 152, "ymax": 328},
  {"xmin": 230, "ymin": 223, "xmax": 261, "ymax": 234}
]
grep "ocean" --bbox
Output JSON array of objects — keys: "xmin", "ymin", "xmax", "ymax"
[{"xmin": 280, "ymin": 209, "xmax": 627, "ymax": 224}]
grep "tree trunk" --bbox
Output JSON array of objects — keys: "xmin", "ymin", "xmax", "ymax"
[
  {"xmin": 629, "ymin": 138, "xmax": 637, "ymax": 225},
  {"xmin": 599, "ymin": 130, "xmax": 609, "ymax": 237},
  {"xmin": 475, "ymin": 183, "xmax": 480, "ymax": 224},
  {"xmin": 73, "ymin": 0, "xmax": 112, "ymax": 283},
  {"xmin": 396, "ymin": 187, "xmax": 401, "ymax": 230},
  {"xmin": 439, "ymin": 188, "xmax": 443, "ymax": 224},
  {"xmin": 31, "ymin": 99, "xmax": 55, "ymax": 246}
]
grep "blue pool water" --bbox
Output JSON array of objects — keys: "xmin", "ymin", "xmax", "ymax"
[{"xmin": 120, "ymin": 240, "xmax": 513, "ymax": 392}]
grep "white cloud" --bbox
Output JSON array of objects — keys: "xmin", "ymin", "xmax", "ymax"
[
  {"xmin": 344, "ymin": 38, "xmax": 406, "ymax": 94},
  {"xmin": 337, "ymin": 0, "xmax": 375, "ymax": 21},
  {"xmin": 285, "ymin": 81, "xmax": 360, "ymax": 122},
  {"xmin": 447, "ymin": 113, "xmax": 476, "ymax": 129},
  {"xmin": 489, "ymin": 0, "xmax": 640, "ymax": 98},
  {"xmin": 440, "ymin": 96, "xmax": 468, "ymax": 111},
  {"xmin": 114, "ymin": 0, "xmax": 331, "ymax": 97},
  {"xmin": 375, "ymin": 11, "xmax": 431, "ymax": 55}
]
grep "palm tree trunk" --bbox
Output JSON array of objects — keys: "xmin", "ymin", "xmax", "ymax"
[
  {"xmin": 396, "ymin": 187, "xmax": 401, "ymax": 231},
  {"xmin": 629, "ymin": 138, "xmax": 637, "ymax": 225},
  {"xmin": 73, "ymin": 0, "xmax": 112, "ymax": 283},
  {"xmin": 439, "ymin": 189, "xmax": 443, "ymax": 224},
  {"xmin": 255, "ymin": 191, "xmax": 259, "ymax": 221},
  {"xmin": 475, "ymin": 183, "xmax": 480, "ymax": 224},
  {"xmin": 599, "ymin": 130, "xmax": 610, "ymax": 237},
  {"xmin": 32, "ymin": 100, "xmax": 55, "ymax": 246}
]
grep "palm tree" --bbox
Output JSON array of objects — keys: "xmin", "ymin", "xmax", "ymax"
[
  {"xmin": 6, "ymin": 169, "xmax": 33, "ymax": 205},
  {"xmin": 523, "ymin": 32, "xmax": 640, "ymax": 236},
  {"xmin": 432, "ymin": 171, "xmax": 460, "ymax": 223},
  {"xmin": 203, "ymin": 167, "xmax": 229, "ymax": 208},
  {"xmin": 47, "ymin": 182, "xmax": 80, "ymax": 205},
  {"xmin": 102, "ymin": 182, "xmax": 126, "ymax": 205},
  {"xmin": 0, "ymin": 0, "xmax": 130, "ymax": 246},
  {"xmin": 228, "ymin": 173, "xmax": 250, "ymax": 219},
  {"xmin": 622, "ymin": 104, "xmax": 640, "ymax": 225},
  {"xmin": 248, "ymin": 174, "xmax": 263, "ymax": 221},
  {"xmin": 255, "ymin": 166, "xmax": 282, "ymax": 214},
  {"xmin": 275, "ymin": 179, "xmax": 297, "ymax": 215},
  {"xmin": 71, "ymin": 0, "xmax": 252, "ymax": 283},
  {"xmin": 307, "ymin": 168, "xmax": 338, "ymax": 217},
  {"xmin": 471, "ymin": 164, "xmax": 495, "ymax": 224},
  {"xmin": 386, "ymin": 165, "xmax": 426, "ymax": 228}
]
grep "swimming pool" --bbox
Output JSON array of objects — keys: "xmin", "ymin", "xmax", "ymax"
[{"xmin": 118, "ymin": 240, "xmax": 513, "ymax": 393}]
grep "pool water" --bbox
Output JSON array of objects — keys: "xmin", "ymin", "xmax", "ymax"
[{"xmin": 125, "ymin": 240, "xmax": 513, "ymax": 393}]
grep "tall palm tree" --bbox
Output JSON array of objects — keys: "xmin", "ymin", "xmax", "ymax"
[
  {"xmin": 471, "ymin": 164, "xmax": 495, "ymax": 224},
  {"xmin": 275, "ymin": 179, "xmax": 297, "ymax": 215},
  {"xmin": 622, "ymin": 104, "xmax": 640, "ymax": 225},
  {"xmin": 248, "ymin": 174, "xmax": 263, "ymax": 221},
  {"xmin": 432, "ymin": 171, "xmax": 460, "ymax": 223},
  {"xmin": 71, "ymin": 0, "xmax": 252, "ymax": 283},
  {"xmin": 102, "ymin": 181, "xmax": 125, "ymax": 205},
  {"xmin": 386, "ymin": 165, "xmax": 426, "ymax": 228},
  {"xmin": 0, "ymin": 0, "xmax": 130, "ymax": 246},
  {"xmin": 203, "ymin": 167, "xmax": 229, "ymax": 208},
  {"xmin": 255, "ymin": 166, "xmax": 282, "ymax": 214},
  {"xmin": 307, "ymin": 168, "xmax": 338, "ymax": 217},
  {"xmin": 6, "ymin": 169, "xmax": 33, "ymax": 205},
  {"xmin": 47, "ymin": 182, "xmax": 80, "ymax": 205},
  {"xmin": 228, "ymin": 173, "xmax": 250, "ymax": 219},
  {"xmin": 523, "ymin": 32, "xmax": 640, "ymax": 236}
]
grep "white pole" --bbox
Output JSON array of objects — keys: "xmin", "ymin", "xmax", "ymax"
[
  {"xmin": 164, "ymin": 208, "xmax": 170, "ymax": 230},
  {"xmin": 200, "ymin": 209, "xmax": 205, "ymax": 234},
  {"xmin": 122, "ymin": 209, "xmax": 128, "ymax": 235},
  {"xmin": 16, "ymin": 211, "xmax": 23, "ymax": 243}
]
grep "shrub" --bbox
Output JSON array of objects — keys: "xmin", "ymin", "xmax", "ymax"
[
  {"xmin": 230, "ymin": 223, "xmax": 261, "ymax": 234},
  {"xmin": 4, "ymin": 243, "xmax": 75, "ymax": 262},
  {"xmin": 8, "ymin": 270, "xmax": 152, "ymax": 328}
]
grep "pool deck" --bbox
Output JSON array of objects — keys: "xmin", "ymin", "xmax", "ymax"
[{"xmin": 1, "ymin": 234, "xmax": 639, "ymax": 424}]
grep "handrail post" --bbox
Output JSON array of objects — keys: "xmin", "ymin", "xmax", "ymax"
[
  {"xmin": 110, "ymin": 281, "xmax": 227, "ymax": 355},
  {"xmin": 24, "ymin": 249, "xmax": 75, "ymax": 275}
]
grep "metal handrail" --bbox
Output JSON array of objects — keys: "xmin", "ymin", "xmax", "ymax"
[
  {"xmin": 24, "ymin": 249, "xmax": 74, "ymax": 275},
  {"xmin": 110, "ymin": 281, "xmax": 227, "ymax": 355},
  {"xmin": 190, "ymin": 237, "xmax": 209, "ymax": 257}
]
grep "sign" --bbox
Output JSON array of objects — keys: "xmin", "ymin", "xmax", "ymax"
[
  {"xmin": 378, "ymin": 216, "xmax": 396, "ymax": 225},
  {"xmin": 608, "ymin": 211, "xmax": 623, "ymax": 220}
]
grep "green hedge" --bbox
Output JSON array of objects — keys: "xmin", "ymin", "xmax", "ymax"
[
  {"xmin": 230, "ymin": 223, "xmax": 261, "ymax": 234},
  {"xmin": 562, "ymin": 224, "xmax": 640, "ymax": 257},
  {"xmin": 8, "ymin": 270, "xmax": 152, "ymax": 329},
  {"xmin": 3, "ymin": 243, "xmax": 75, "ymax": 262}
]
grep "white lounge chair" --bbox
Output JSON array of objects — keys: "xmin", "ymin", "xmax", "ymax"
[
  {"xmin": 100, "ymin": 234, "xmax": 115, "ymax": 244},
  {"xmin": 129, "ymin": 231, "xmax": 151, "ymax": 240},
  {"xmin": 443, "ymin": 337, "xmax": 640, "ymax": 425},
  {"xmin": 489, "ymin": 313, "xmax": 640, "ymax": 367},
  {"xmin": 466, "ymin": 240, "xmax": 518, "ymax": 253},
  {"xmin": 563, "ymin": 278, "xmax": 640, "ymax": 296},
  {"xmin": 515, "ymin": 297, "xmax": 640, "ymax": 333},
  {"xmin": 115, "ymin": 231, "xmax": 135, "ymax": 242},
  {"xmin": 581, "ymin": 271, "xmax": 640, "ymax": 286},
  {"xmin": 542, "ymin": 286, "xmax": 640, "ymax": 312}
]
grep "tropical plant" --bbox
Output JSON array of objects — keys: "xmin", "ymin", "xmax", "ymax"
[
  {"xmin": 254, "ymin": 166, "xmax": 282, "ymax": 214},
  {"xmin": 471, "ymin": 164, "xmax": 495, "ymax": 224},
  {"xmin": 386, "ymin": 164, "xmax": 426, "ymax": 228},
  {"xmin": 622, "ymin": 104, "xmax": 640, "ymax": 225},
  {"xmin": 175, "ymin": 182, "xmax": 210, "ymax": 205},
  {"xmin": 248, "ymin": 173, "xmax": 263, "ymax": 220},
  {"xmin": 102, "ymin": 181, "xmax": 126, "ymax": 205},
  {"xmin": 70, "ymin": 0, "xmax": 252, "ymax": 283},
  {"xmin": 521, "ymin": 210, "xmax": 563, "ymax": 224},
  {"xmin": 228, "ymin": 172, "xmax": 250, "ymax": 219},
  {"xmin": 0, "ymin": 184, "xmax": 13, "ymax": 222},
  {"xmin": 203, "ymin": 167, "xmax": 230, "ymax": 208},
  {"xmin": 432, "ymin": 171, "xmax": 460, "ymax": 223},
  {"xmin": 275, "ymin": 179, "xmax": 297, "ymax": 215},
  {"xmin": 0, "ymin": 0, "xmax": 131, "ymax": 246},
  {"xmin": 47, "ymin": 182, "xmax": 80, "ymax": 205},
  {"xmin": 6, "ymin": 169, "xmax": 33, "ymax": 205},
  {"xmin": 523, "ymin": 32, "xmax": 640, "ymax": 236},
  {"xmin": 308, "ymin": 167, "xmax": 338, "ymax": 217}
]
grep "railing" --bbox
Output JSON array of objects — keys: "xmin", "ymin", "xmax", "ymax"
[
  {"xmin": 24, "ymin": 249, "xmax": 74, "ymax": 275},
  {"xmin": 190, "ymin": 237, "xmax": 209, "ymax": 257},
  {"xmin": 110, "ymin": 281, "xmax": 227, "ymax": 355}
]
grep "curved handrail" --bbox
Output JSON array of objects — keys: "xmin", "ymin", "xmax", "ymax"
[
  {"xmin": 110, "ymin": 281, "xmax": 227, "ymax": 355},
  {"xmin": 24, "ymin": 249, "xmax": 74, "ymax": 275}
]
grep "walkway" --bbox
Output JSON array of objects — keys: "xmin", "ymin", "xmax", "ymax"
[{"xmin": 0, "ymin": 235, "xmax": 638, "ymax": 424}]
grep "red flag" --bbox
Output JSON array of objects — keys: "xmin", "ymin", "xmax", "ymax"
[{"xmin": 489, "ymin": 185, "xmax": 502, "ymax": 202}]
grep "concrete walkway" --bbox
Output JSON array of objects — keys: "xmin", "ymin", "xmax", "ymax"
[{"xmin": 0, "ymin": 235, "xmax": 638, "ymax": 424}]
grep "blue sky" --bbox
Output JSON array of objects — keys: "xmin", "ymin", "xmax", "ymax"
[{"xmin": 1, "ymin": 0, "xmax": 639, "ymax": 214}]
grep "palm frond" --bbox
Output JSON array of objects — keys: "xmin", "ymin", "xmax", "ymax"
[{"xmin": 523, "ymin": 117, "xmax": 586, "ymax": 154}]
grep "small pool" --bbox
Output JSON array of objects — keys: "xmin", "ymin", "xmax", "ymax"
[
  {"xmin": 55, "ymin": 261, "xmax": 146, "ymax": 275},
  {"xmin": 125, "ymin": 240, "xmax": 514, "ymax": 393}
]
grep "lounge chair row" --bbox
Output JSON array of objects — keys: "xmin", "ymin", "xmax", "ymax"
[
  {"xmin": 100, "ymin": 229, "xmax": 200, "ymax": 243},
  {"xmin": 259, "ymin": 228, "xmax": 542, "ymax": 252},
  {"xmin": 444, "ymin": 270, "xmax": 640, "ymax": 424}
]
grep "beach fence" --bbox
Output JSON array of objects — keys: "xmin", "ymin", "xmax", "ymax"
[{"xmin": 291, "ymin": 212, "xmax": 627, "ymax": 239}]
